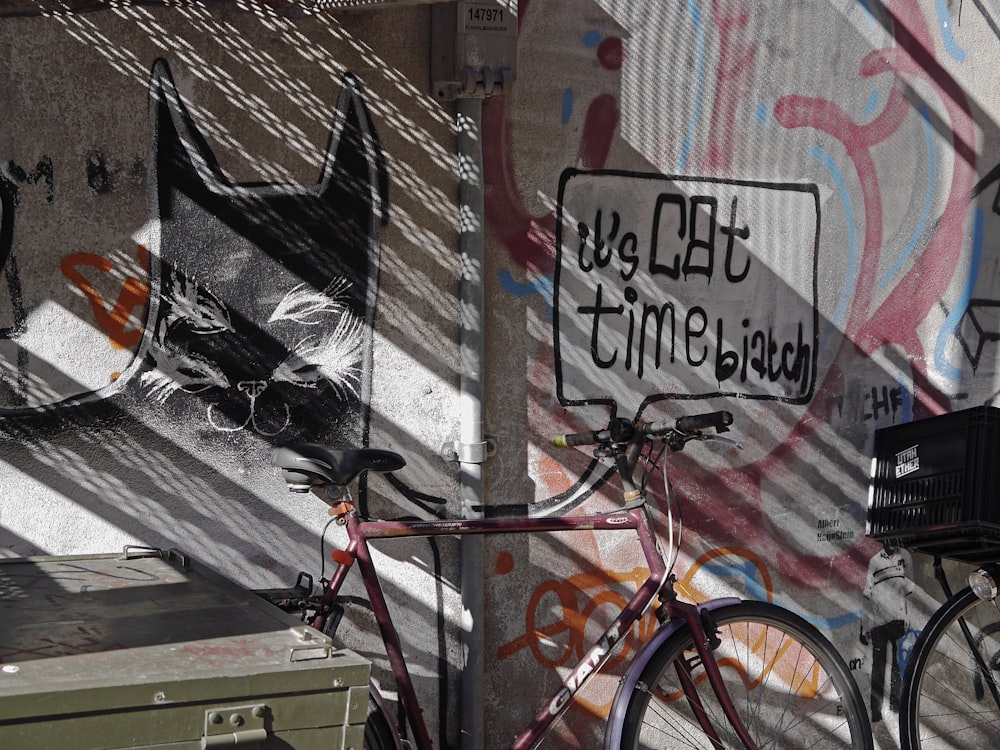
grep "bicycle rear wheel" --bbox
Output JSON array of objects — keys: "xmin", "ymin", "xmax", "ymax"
[
  {"xmin": 619, "ymin": 601, "xmax": 872, "ymax": 749},
  {"xmin": 899, "ymin": 586, "xmax": 1000, "ymax": 749}
]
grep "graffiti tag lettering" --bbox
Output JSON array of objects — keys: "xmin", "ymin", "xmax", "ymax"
[{"xmin": 554, "ymin": 171, "xmax": 820, "ymax": 412}]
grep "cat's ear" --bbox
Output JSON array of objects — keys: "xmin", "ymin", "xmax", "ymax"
[
  {"xmin": 319, "ymin": 74, "xmax": 389, "ymax": 226},
  {"xmin": 148, "ymin": 57, "xmax": 229, "ymax": 192}
]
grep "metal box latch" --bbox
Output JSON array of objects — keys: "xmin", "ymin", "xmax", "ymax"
[{"xmin": 202, "ymin": 704, "xmax": 268, "ymax": 747}]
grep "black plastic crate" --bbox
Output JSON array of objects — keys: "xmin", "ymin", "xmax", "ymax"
[{"xmin": 867, "ymin": 406, "xmax": 1000, "ymax": 563}]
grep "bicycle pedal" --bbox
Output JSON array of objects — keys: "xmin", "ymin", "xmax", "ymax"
[
  {"xmin": 253, "ymin": 589, "xmax": 310, "ymax": 609},
  {"xmin": 253, "ymin": 572, "xmax": 317, "ymax": 612}
]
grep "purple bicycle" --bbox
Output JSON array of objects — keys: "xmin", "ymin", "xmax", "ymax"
[{"xmin": 267, "ymin": 410, "xmax": 872, "ymax": 749}]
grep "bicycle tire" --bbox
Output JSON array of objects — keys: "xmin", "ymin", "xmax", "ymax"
[
  {"xmin": 618, "ymin": 601, "xmax": 873, "ymax": 749},
  {"xmin": 364, "ymin": 692, "xmax": 397, "ymax": 750},
  {"xmin": 899, "ymin": 586, "xmax": 1000, "ymax": 749}
]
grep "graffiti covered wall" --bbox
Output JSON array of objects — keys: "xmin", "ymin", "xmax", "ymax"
[
  {"xmin": 2, "ymin": 1, "xmax": 1000, "ymax": 748},
  {"xmin": 481, "ymin": 1, "xmax": 1000, "ymax": 748}
]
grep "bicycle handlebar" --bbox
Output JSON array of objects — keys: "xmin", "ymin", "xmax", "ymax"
[
  {"xmin": 551, "ymin": 411, "xmax": 734, "ymax": 448},
  {"xmin": 648, "ymin": 410, "xmax": 734, "ymax": 436}
]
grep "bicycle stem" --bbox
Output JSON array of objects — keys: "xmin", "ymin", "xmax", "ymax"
[{"xmin": 612, "ymin": 430, "xmax": 649, "ymax": 500}]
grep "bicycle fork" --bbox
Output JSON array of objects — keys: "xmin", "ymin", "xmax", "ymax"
[{"xmin": 658, "ymin": 597, "xmax": 760, "ymax": 750}]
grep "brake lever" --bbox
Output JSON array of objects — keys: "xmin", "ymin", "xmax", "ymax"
[{"xmin": 702, "ymin": 434, "xmax": 743, "ymax": 450}]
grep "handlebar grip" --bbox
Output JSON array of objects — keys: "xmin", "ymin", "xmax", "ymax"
[
  {"xmin": 552, "ymin": 429, "xmax": 606, "ymax": 448},
  {"xmin": 675, "ymin": 411, "xmax": 734, "ymax": 433},
  {"xmin": 552, "ymin": 418, "xmax": 635, "ymax": 447}
]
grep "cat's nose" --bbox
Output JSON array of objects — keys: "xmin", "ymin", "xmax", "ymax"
[{"xmin": 236, "ymin": 380, "xmax": 268, "ymax": 398}]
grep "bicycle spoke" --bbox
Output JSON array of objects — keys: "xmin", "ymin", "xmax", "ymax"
[
  {"xmin": 636, "ymin": 684, "xmax": 724, "ymax": 749},
  {"xmin": 903, "ymin": 589, "xmax": 1000, "ymax": 749},
  {"xmin": 620, "ymin": 602, "xmax": 869, "ymax": 749}
]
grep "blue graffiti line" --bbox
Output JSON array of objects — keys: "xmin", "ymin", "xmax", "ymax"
[
  {"xmin": 810, "ymin": 146, "xmax": 858, "ymax": 351},
  {"xmin": 878, "ymin": 106, "xmax": 936, "ymax": 291},
  {"xmin": 856, "ymin": 0, "xmax": 874, "ymax": 23},
  {"xmin": 934, "ymin": 207, "xmax": 984, "ymax": 381},
  {"xmin": 563, "ymin": 31, "xmax": 604, "ymax": 126},
  {"xmin": 498, "ymin": 270, "xmax": 554, "ymax": 317},
  {"xmin": 934, "ymin": 0, "xmax": 968, "ymax": 62},
  {"xmin": 700, "ymin": 561, "xmax": 861, "ymax": 632},
  {"xmin": 898, "ymin": 370, "xmax": 913, "ymax": 423},
  {"xmin": 561, "ymin": 88, "xmax": 574, "ymax": 125},
  {"xmin": 863, "ymin": 90, "xmax": 879, "ymax": 117},
  {"xmin": 755, "ymin": 101, "xmax": 769, "ymax": 125},
  {"xmin": 678, "ymin": 0, "xmax": 706, "ymax": 172},
  {"xmin": 701, "ymin": 560, "xmax": 770, "ymax": 601}
]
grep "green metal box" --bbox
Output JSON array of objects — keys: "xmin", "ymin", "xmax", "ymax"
[{"xmin": 0, "ymin": 547, "xmax": 370, "ymax": 749}]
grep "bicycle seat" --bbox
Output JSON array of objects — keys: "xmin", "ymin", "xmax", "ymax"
[{"xmin": 271, "ymin": 444, "xmax": 406, "ymax": 491}]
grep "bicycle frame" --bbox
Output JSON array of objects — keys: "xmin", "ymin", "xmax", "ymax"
[{"xmin": 314, "ymin": 498, "xmax": 755, "ymax": 750}]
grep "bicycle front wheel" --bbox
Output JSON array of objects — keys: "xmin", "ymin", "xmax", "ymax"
[
  {"xmin": 619, "ymin": 601, "xmax": 872, "ymax": 749},
  {"xmin": 899, "ymin": 586, "xmax": 1000, "ymax": 749}
]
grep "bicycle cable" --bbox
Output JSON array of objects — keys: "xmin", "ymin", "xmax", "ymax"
[
  {"xmin": 637, "ymin": 437, "xmax": 682, "ymax": 577},
  {"xmin": 658, "ymin": 442, "xmax": 683, "ymax": 577}
]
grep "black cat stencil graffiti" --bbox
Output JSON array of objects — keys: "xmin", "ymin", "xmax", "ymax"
[{"xmin": 0, "ymin": 58, "xmax": 388, "ymax": 451}]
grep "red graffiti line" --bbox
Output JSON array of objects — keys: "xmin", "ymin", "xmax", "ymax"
[
  {"xmin": 578, "ymin": 93, "xmax": 621, "ymax": 170},
  {"xmin": 774, "ymin": 0, "xmax": 974, "ymax": 403},
  {"xmin": 702, "ymin": 0, "xmax": 758, "ymax": 171}
]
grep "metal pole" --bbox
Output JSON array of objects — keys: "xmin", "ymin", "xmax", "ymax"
[{"xmin": 457, "ymin": 94, "xmax": 485, "ymax": 750}]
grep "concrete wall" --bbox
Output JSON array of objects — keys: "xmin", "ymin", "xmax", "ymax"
[{"xmin": 2, "ymin": 1, "xmax": 1000, "ymax": 748}]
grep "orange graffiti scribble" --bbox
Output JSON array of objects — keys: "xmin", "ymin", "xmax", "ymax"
[
  {"xmin": 61, "ymin": 247, "xmax": 149, "ymax": 350},
  {"xmin": 497, "ymin": 567, "xmax": 655, "ymax": 671},
  {"xmin": 496, "ymin": 548, "xmax": 790, "ymax": 717},
  {"xmin": 495, "ymin": 551, "xmax": 515, "ymax": 576},
  {"xmin": 499, "ymin": 547, "xmax": 776, "ymax": 670},
  {"xmin": 675, "ymin": 546, "xmax": 775, "ymax": 604}
]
